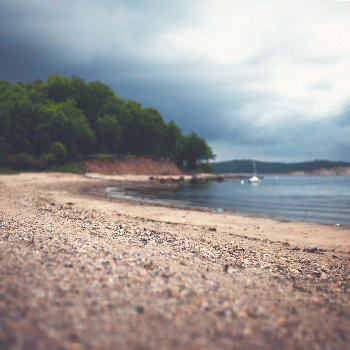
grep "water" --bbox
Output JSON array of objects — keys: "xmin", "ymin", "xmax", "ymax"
[{"xmin": 105, "ymin": 175, "xmax": 350, "ymax": 226}]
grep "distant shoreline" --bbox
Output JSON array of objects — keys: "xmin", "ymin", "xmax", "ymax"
[
  {"xmin": 210, "ymin": 159, "xmax": 350, "ymax": 175},
  {"xmin": 220, "ymin": 167, "xmax": 350, "ymax": 176}
]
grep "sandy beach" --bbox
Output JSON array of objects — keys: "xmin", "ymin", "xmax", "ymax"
[{"xmin": 0, "ymin": 172, "xmax": 349, "ymax": 349}]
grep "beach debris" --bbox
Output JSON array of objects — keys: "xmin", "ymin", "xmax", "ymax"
[
  {"xmin": 215, "ymin": 176, "xmax": 224, "ymax": 182},
  {"xmin": 189, "ymin": 176, "xmax": 199, "ymax": 184},
  {"xmin": 303, "ymin": 247, "xmax": 319, "ymax": 254}
]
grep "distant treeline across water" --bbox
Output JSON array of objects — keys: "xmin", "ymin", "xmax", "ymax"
[{"xmin": 210, "ymin": 160, "xmax": 350, "ymax": 174}]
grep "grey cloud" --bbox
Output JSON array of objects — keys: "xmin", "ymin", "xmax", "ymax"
[
  {"xmin": 336, "ymin": 104, "xmax": 350, "ymax": 127},
  {"xmin": 296, "ymin": 56, "xmax": 346, "ymax": 66},
  {"xmin": 0, "ymin": 0, "xmax": 197, "ymax": 65},
  {"xmin": 1, "ymin": 0, "xmax": 350, "ymax": 162},
  {"xmin": 307, "ymin": 82, "xmax": 332, "ymax": 91}
]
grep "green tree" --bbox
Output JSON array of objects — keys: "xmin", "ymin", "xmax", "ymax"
[
  {"xmin": 96, "ymin": 114, "xmax": 120, "ymax": 153},
  {"xmin": 184, "ymin": 133, "xmax": 216, "ymax": 169},
  {"xmin": 165, "ymin": 121, "xmax": 185, "ymax": 166},
  {"xmin": 0, "ymin": 75, "xmax": 216, "ymax": 171},
  {"xmin": 25, "ymin": 79, "xmax": 48, "ymax": 104},
  {"xmin": 74, "ymin": 80, "xmax": 115, "ymax": 129},
  {"xmin": 139, "ymin": 108, "xmax": 167, "ymax": 156},
  {"xmin": 35, "ymin": 99, "xmax": 95, "ymax": 159},
  {"xmin": 50, "ymin": 141, "xmax": 67, "ymax": 162},
  {"xmin": 0, "ymin": 82, "xmax": 37, "ymax": 155},
  {"xmin": 0, "ymin": 79, "xmax": 11, "ymax": 94},
  {"xmin": 95, "ymin": 95, "xmax": 126, "ymax": 153},
  {"xmin": 48, "ymin": 74, "xmax": 73, "ymax": 103},
  {"xmin": 117, "ymin": 102, "xmax": 168, "ymax": 156},
  {"xmin": 117, "ymin": 100, "xmax": 143, "ymax": 154}
]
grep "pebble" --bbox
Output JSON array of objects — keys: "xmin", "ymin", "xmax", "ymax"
[{"xmin": 0, "ymin": 182, "xmax": 349, "ymax": 349}]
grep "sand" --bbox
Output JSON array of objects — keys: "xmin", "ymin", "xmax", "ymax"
[
  {"xmin": 0, "ymin": 172, "xmax": 349, "ymax": 349},
  {"xmin": 51, "ymin": 172, "xmax": 350, "ymax": 251}
]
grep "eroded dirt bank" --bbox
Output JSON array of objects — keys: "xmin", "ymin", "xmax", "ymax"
[
  {"xmin": 83, "ymin": 156, "xmax": 184, "ymax": 175},
  {"xmin": 0, "ymin": 173, "xmax": 349, "ymax": 349}
]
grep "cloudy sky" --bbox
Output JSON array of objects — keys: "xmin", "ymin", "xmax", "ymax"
[{"xmin": 1, "ymin": 0, "xmax": 350, "ymax": 162}]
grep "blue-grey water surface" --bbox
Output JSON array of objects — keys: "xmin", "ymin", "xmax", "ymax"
[{"xmin": 105, "ymin": 175, "xmax": 350, "ymax": 226}]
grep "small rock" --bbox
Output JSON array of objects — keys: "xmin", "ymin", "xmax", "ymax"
[{"xmin": 134, "ymin": 306, "xmax": 145, "ymax": 314}]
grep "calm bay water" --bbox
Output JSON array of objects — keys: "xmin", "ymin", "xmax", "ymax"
[{"xmin": 105, "ymin": 175, "xmax": 350, "ymax": 226}]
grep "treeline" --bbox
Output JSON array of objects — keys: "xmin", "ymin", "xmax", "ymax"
[
  {"xmin": 210, "ymin": 159, "xmax": 350, "ymax": 174},
  {"xmin": 0, "ymin": 74, "xmax": 215, "ymax": 170}
]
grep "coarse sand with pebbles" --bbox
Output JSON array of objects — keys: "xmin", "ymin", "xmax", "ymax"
[{"xmin": 0, "ymin": 172, "xmax": 349, "ymax": 349}]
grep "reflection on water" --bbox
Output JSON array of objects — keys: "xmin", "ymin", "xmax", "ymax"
[{"xmin": 105, "ymin": 175, "xmax": 350, "ymax": 226}]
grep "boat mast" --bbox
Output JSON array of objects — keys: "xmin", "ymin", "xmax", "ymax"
[{"xmin": 253, "ymin": 160, "xmax": 257, "ymax": 175}]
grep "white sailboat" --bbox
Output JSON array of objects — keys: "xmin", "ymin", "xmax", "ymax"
[{"xmin": 248, "ymin": 161, "xmax": 261, "ymax": 183}]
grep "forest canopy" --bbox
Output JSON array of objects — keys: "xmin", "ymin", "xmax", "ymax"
[{"xmin": 0, "ymin": 74, "xmax": 215, "ymax": 170}]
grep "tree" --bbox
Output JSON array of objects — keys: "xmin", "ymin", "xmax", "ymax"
[
  {"xmin": 0, "ymin": 75, "xmax": 216, "ymax": 171},
  {"xmin": 95, "ymin": 95, "xmax": 125, "ymax": 153},
  {"xmin": 25, "ymin": 79, "xmax": 48, "ymax": 104},
  {"xmin": 139, "ymin": 108, "xmax": 167, "ymax": 156},
  {"xmin": 50, "ymin": 141, "xmax": 67, "ymax": 162},
  {"xmin": 0, "ymin": 79, "xmax": 11, "ymax": 94},
  {"xmin": 117, "ymin": 100, "xmax": 143, "ymax": 154},
  {"xmin": 48, "ymin": 74, "xmax": 73, "ymax": 103},
  {"xmin": 183, "ymin": 133, "xmax": 216, "ymax": 169},
  {"xmin": 74, "ymin": 80, "xmax": 115, "ymax": 129},
  {"xmin": 35, "ymin": 99, "xmax": 95, "ymax": 159},
  {"xmin": 165, "ymin": 121, "xmax": 185, "ymax": 166},
  {"xmin": 0, "ymin": 82, "xmax": 37, "ymax": 155},
  {"xmin": 96, "ymin": 114, "xmax": 120, "ymax": 153},
  {"xmin": 117, "ymin": 102, "xmax": 168, "ymax": 156}
]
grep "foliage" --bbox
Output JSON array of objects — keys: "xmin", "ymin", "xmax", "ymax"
[
  {"xmin": 0, "ymin": 75, "xmax": 215, "ymax": 171},
  {"xmin": 183, "ymin": 133, "xmax": 216, "ymax": 169},
  {"xmin": 194, "ymin": 163, "xmax": 216, "ymax": 174},
  {"xmin": 0, "ymin": 81, "xmax": 38, "ymax": 155},
  {"xmin": 165, "ymin": 121, "xmax": 185, "ymax": 167},
  {"xmin": 50, "ymin": 162, "xmax": 85, "ymax": 173},
  {"xmin": 0, "ymin": 167, "xmax": 17, "ymax": 174},
  {"xmin": 35, "ymin": 99, "xmax": 96, "ymax": 159},
  {"xmin": 88, "ymin": 154, "xmax": 115, "ymax": 160},
  {"xmin": 96, "ymin": 114, "xmax": 120, "ymax": 153},
  {"xmin": 1, "ymin": 153, "xmax": 47, "ymax": 171},
  {"xmin": 50, "ymin": 141, "xmax": 67, "ymax": 159}
]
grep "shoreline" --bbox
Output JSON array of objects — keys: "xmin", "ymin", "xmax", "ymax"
[
  {"xmin": 3, "ymin": 172, "xmax": 349, "ymax": 251},
  {"xmin": 90, "ymin": 184, "xmax": 323, "ymax": 229},
  {"xmin": 1, "ymin": 172, "xmax": 350, "ymax": 349},
  {"xmin": 85, "ymin": 173, "xmax": 350, "ymax": 239}
]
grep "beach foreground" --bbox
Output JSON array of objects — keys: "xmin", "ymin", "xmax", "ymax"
[{"xmin": 0, "ymin": 173, "xmax": 349, "ymax": 349}]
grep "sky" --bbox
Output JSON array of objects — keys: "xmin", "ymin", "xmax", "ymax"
[{"xmin": 1, "ymin": 0, "xmax": 350, "ymax": 163}]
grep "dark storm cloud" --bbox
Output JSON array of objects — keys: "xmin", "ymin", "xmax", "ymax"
[{"xmin": 1, "ymin": 0, "xmax": 350, "ymax": 162}]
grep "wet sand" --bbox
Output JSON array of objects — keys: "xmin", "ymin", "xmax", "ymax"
[{"xmin": 0, "ymin": 172, "xmax": 349, "ymax": 349}]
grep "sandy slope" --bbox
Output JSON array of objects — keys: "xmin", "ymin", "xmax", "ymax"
[{"xmin": 0, "ymin": 173, "xmax": 349, "ymax": 349}]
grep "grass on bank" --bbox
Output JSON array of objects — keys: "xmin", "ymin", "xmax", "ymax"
[
  {"xmin": 47, "ymin": 162, "xmax": 85, "ymax": 173},
  {"xmin": 0, "ymin": 163, "xmax": 84, "ymax": 174},
  {"xmin": 191, "ymin": 163, "xmax": 217, "ymax": 174},
  {"xmin": 0, "ymin": 167, "xmax": 17, "ymax": 174}
]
